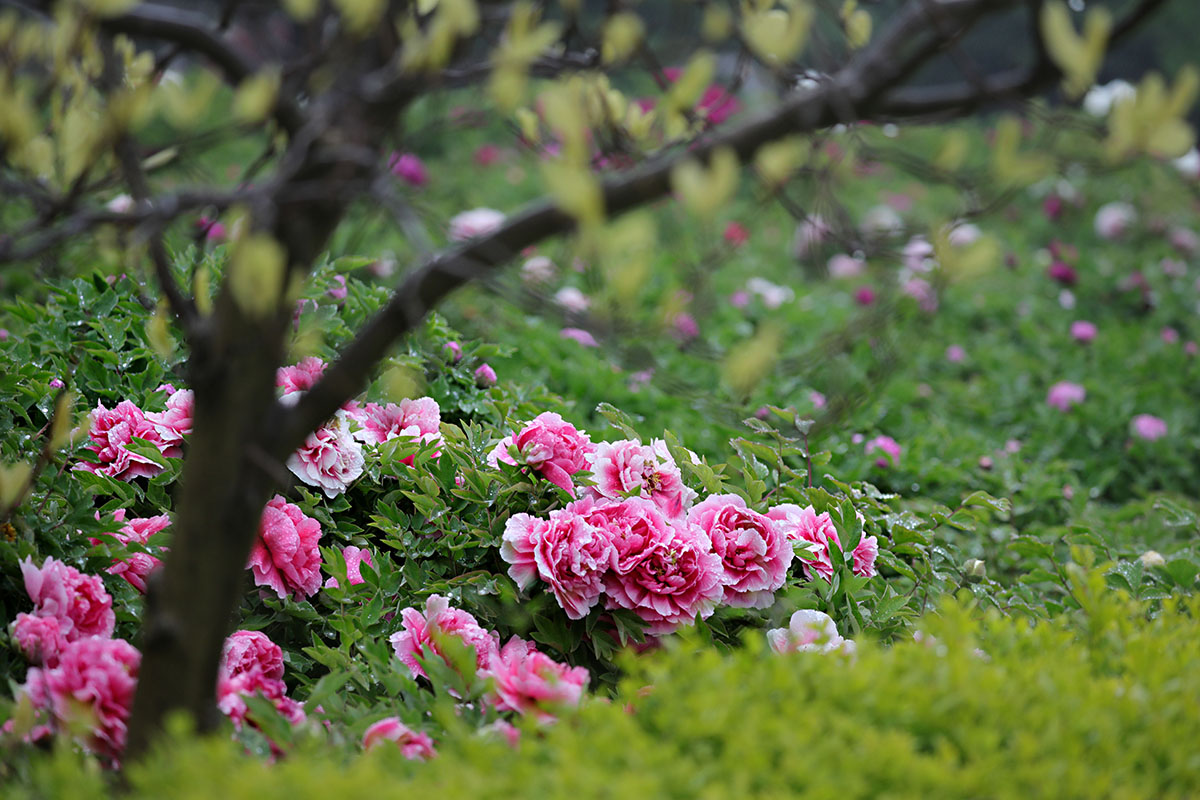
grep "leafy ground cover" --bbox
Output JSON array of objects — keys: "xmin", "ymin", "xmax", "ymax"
[{"xmin": 2, "ymin": 92, "xmax": 1199, "ymax": 790}]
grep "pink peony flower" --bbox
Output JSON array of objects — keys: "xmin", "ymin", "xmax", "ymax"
[
  {"xmin": 217, "ymin": 668, "xmax": 305, "ymax": 731},
  {"xmin": 324, "ymin": 545, "xmax": 375, "ymax": 589},
  {"xmin": 521, "ymin": 255, "xmax": 556, "ymax": 283},
  {"xmin": 326, "ymin": 275, "xmax": 348, "ymax": 302},
  {"xmin": 554, "ymin": 286, "xmax": 590, "ymax": 313},
  {"xmin": 449, "ymin": 208, "xmax": 505, "ymax": 241},
  {"xmin": 602, "ymin": 515, "xmax": 724, "ymax": 634},
  {"xmin": 21, "ymin": 556, "xmax": 115, "ymax": 642},
  {"xmin": 1094, "ymin": 201, "xmax": 1135, "ymax": 240},
  {"xmin": 501, "ymin": 507, "xmax": 616, "ymax": 619},
  {"xmin": 362, "ymin": 717, "xmax": 436, "ymax": 759},
  {"xmin": 687, "ymin": 494, "xmax": 793, "ymax": 608},
  {"xmin": 145, "ymin": 389, "xmax": 193, "ymax": 455},
  {"xmin": 724, "ymin": 222, "xmax": 749, "ymax": 247},
  {"xmin": 88, "ymin": 508, "xmax": 170, "ymax": 548},
  {"xmin": 767, "ymin": 609, "xmax": 849, "ymax": 654},
  {"xmin": 20, "ymin": 636, "xmax": 140, "ymax": 763},
  {"xmin": 221, "ymin": 630, "xmax": 284, "ymax": 682},
  {"xmin": 474, "ymin": 144, "xmax": 502, "ymax": 166},
  {"xmin": 474, "ymin": 363, "xmax": 498, "ymax": 388},
  {"xmin": 481, "ymin": 637, "xmax": 589, "ymax": 721},
  {"xmin": 1043, "ymin": 194, "xmax": 1063, "ymax": 221},
  {"xmin": 792, "ymin": 215, "xmax": 829, "ymax": 258},
  {"xmin": 11, "ymin": 613, "xmax": 68, "ymax": 666},
  {"xmin": 1130, "ymin": 414, "xmax": 1168, "ymax": 441},
  {"xmin": 585, "ymin": 439, "xmax": 697, "ymax": 519},
  {"xmin": 389, "ymin": 595, "xmax": 499, "ymax": 680},
  {"xmin": 903, "ymin": 277, "xmax": 938, "ymax": 313},
  {"xmin": 287, "ymin": 413, "xmax": 364, "ymax": 498},
  {"xmin": 1169, "ymin": 226, "xmax": 1199, "ymax": 255},
  {"xmin": 1046, "ymin": 381, "xmax": 1086, "ymax": 411},
  {"xmin": 828, "ymin": 253, "xmax": 866, "ymax": 279},
  {"xmin": 106, "ymin": 552, "xmax": 162, "ymax": 594},
  {"xmin": 490, "ymin": 412, "xmax": 594, "ymax": 496},
  {"xmin": 276, "ymin": 357, "xmax": 327, "ymax": 396},
  {"xmin": 851, "ymin": 535, "xmax": 879, "ymax": 578},
  {"xmin": 766, "ymin": 504, "xmax": 840, "ymax": 582},
  {"xmin": 673, "ymin": 313, "xmax": 700, "ymax": 341},
  {"xmin": 479, "ymin": 718, "xmax": 522, "ymax": 747},
  {"xmin": 865, "ymin": 435, "xmax": 901, "ymax": 468},
  {"xmin": 349, "ymin": 397, "xmax": 441, "ymax": 456},
  {"xmin": 247, "ymin": 495, "xmax": 323, "ymax": 599},
  {"xmin": 196, "ymin": 216, "xmax": 226, "ymax": 242},
  {"xmin": 77, "ymin": 400, "xmax": 167, "ymax": 480},
  {"xmin": 1047, "ymin": 260, "xmax": 1078, "ymax": 286},
  {"xmin": 389, "ymin": 152, "xmax": 428, "ymax": 187},
  {"xmin": 1070, "ymin": 320, "xmax": 1097, "ymax": 343},
  {"xmin": 560, "ymin": 327, "xmax": 600, "ymax": 348}
]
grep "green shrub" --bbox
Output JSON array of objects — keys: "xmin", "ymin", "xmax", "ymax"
[{"xmin": 9, "ymin": 575, "xmax": 1199, "ymax": 799}]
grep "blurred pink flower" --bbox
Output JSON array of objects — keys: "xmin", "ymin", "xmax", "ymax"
[
  {"xmin": 443, "ymin": 340, "xmax": 463, "ymax": 363},
  {"xmin": 865, "ymin": 434, "xmax": 901, "ymax": 467},
  {"xmin": 217, "ymin": 668, "xmax": 305, "ymax": 731},
  {"xmin": 1161, "ymin": 327, "xmax": 1180, "ymax": 345},
  {"xmin": 221, "ymin": 630, "xmax": 284, "ymax": 682},
  {"xmin": 10, "ymin": 614, "xmax": 67, "ymax": 666},
  {"xmin": 389, "ymin": 152, "xmax": 428, "ymax": 187},
  {"xmin": 326, "ymin": 274, "xmax": 348, "ymax": 301},
  {"xmin": 1047, "ymin": 260, "xmax": 1078, "ymax": 286},
  {"xmin": 560, "ymin": 327, "xmax": 599, "ymax": 347},
  {"xmin": 389, "ymin": 594, "xmax": 499, "ymax": 680},
  {"xmin": 828, "ymin": 253, "xmax": 866, "ymax": 279},
  {"xmin": 945, "ymin": 344, "xmax": 966, "ymax": 363},
  {"xmin": 729, "ymin": 290, "xmax": 751, "ymax": 308},
  {"xmin": 449, "ymin": 208, "xmax": 505, "ymax": 241},
  {"xmin": 19, "ymin": 636, "xmax": 140, "ymax": 764},
  {"xmin": 723, "ymin": 221, "xmax": 749, "ymax": 247},
  {"xmin": 474, "ymin": 144, "xmax": 502, "ymax": 166},
  {"xmin": 810, "ymin": 390, "xmax": 826, "ymax": 409},
  {"xmin": 20, "ymin": 556, "xmax": 115, "ymax": 642},
  {"xmin": 854, "ymin": 286, "xmax": 876, "ymax": 306},
  {"xmin": 247, "ymin": 495, "xmax": 323, "ymax": 599},
  {"xmin": 1094, "ymin": 201, "xmax": 1136, "ymax": 240},
  {"xmin": 673, "ymin": 313, "xmax": 700, "ymax": 341},
  {"xmin": 1046, "ymin": 381, "xmax": 1086, "ymax": 411},
  {"xmin": 276, "ymin": 356, "xmax": 327, "ymax": 395},
  {"xmin": 482, "ymin": 637, "xmax": 589, "ymax": 721},
  {"xmin": 1070, "ymin": 320, "xmax": 1097, "ymax": 343},
  {"xmin": 1130, "ymin": 414, "xmax": 1168, "ymax": 441},
  {"xmin": 362, "ymin": 717, "xmax": 436, "ymax": 759}
]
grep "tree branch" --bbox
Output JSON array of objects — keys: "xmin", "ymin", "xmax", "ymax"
[{"xmin": 276, "ymin": 0, "xmax": 1024, "ymax": 453}]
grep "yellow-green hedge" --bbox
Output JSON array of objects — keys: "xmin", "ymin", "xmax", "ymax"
[{"xmin": 11, "ymin": 575, "xmax": 1200, "ymax": 799}]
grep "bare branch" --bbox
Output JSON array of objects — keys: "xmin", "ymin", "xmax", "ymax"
[{"xmin": 276, "ymin": 0, "xmax": 1026, "ymax": 452}]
